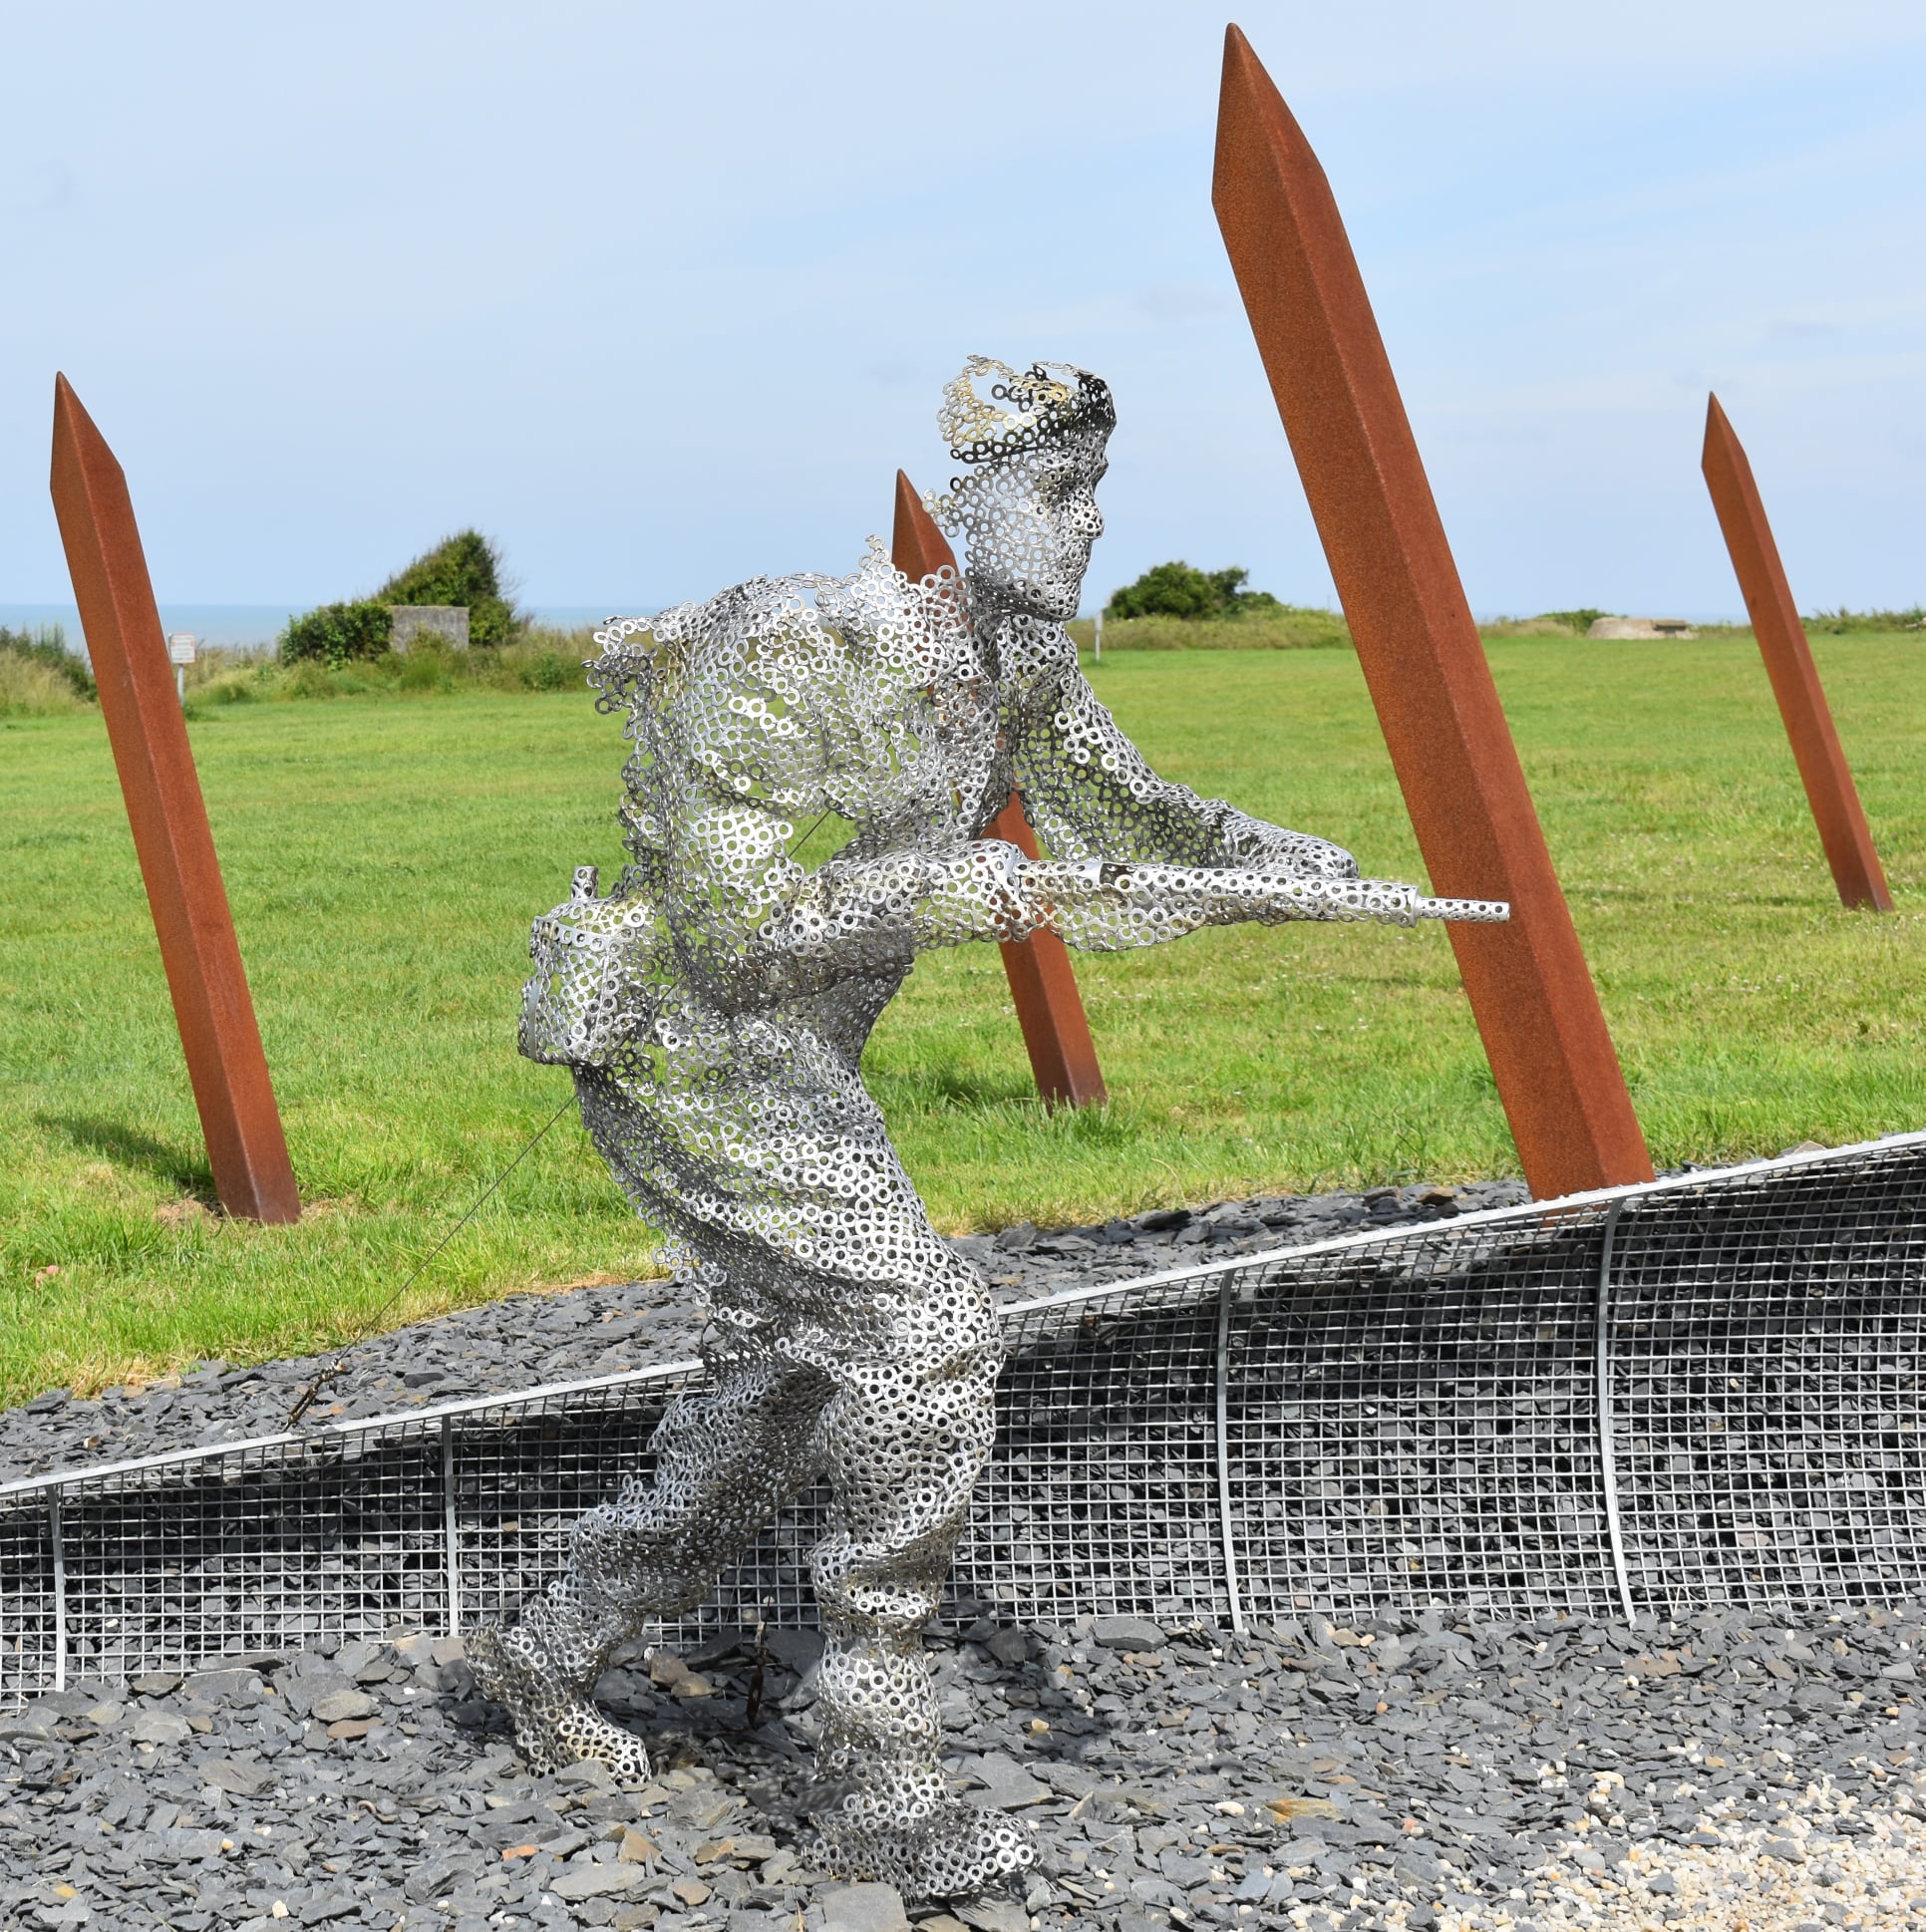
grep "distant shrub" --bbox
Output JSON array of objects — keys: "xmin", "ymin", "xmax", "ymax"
[
  {"xmin": 395, "ymin": 643, "xmax": 458, "ymax": 694},
  {"xmin": 1106, "ymin": 561, "xmax": 1280, "ymax": 622},
  {"xmin": 283, "ymin": 658, "xmax": 348, "ymax": 698},
  {"xmin": 0, "ymin": 651, "xmax": 90, "ymax": 717},
  {"xmin": 1536, "ymin": 608, "xmax": 1611, "ymax": 635},
  {"xmin": 1802, "ymin": 605, "xmax": 1925, "ymax": 634},
  {"xmin": 376, "ymin": 529, "xmax": 520, "ymax": 646},
  {"xmin": 1478, "ymin": 609, "xmax": 1641, "ymax": 639},
  {"xmin": 281, "ymin": 600, "xmax": 394, "ymax": 666},
  {"xmin": 180, "ymin": 643, "xmax": 276, "ymax": 706},
  {"xmin": 280, "ymin": 529, "xmax": 524, "ymax": 665},
  {"xmin": 0, "ymin": 623, "xmax": 95, "ymax": 702},
  {"xmin": 475, "ymin": 629, "xmax": 590, "ymax": 692},
  {"xmin": 523, "ymin": 649, "xmax": 572, "ymax": 690},
  {"xmin": 1069, "ymin": 606, "xmax": 1350, "ymax": 652}
]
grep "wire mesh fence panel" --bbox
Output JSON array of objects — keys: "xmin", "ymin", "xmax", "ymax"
[
  {"xmin": 957, "ymin": 1278, "xmax": 1229, "ymax": 1627},
  {"xmin": 1610, "ymin": 1140, "xmax": 1926, "ymax": 1612},
  {"xmin": 0, "ymin": 1499, "xmax": 56, "ymax": 1705},
  {"xmin": 57, "ymin": 1433, "xmax": 447, "ymax": 1683},
  {"xmin": 1226, "ymin": 1208, "xmax": 1622, "ymax": 1623},
  {"xmin": 5, "ymin": 1134, "xmax": 1926, "ymax": 1705},
  {"xmin": 454, "ymin": 1380, "xmax": 678, "ymax": 1630}
]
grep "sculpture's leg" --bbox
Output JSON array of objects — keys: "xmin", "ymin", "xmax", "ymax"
[
  {"xmin": 805, "ymin": 1265, "xmax": 1038, "ymax": 1898},
  {"xmin": 471, "ymin": 1343, "xmax": 831, "ymax": 1779}
]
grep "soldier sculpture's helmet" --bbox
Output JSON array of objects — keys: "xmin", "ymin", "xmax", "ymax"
[{"xmin": 938, "ymin": 356, "xmax": 1115, "ymax": 473}]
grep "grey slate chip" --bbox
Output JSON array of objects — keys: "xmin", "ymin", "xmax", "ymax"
[{"xmin": 1, "ymin": 1179, "xmax": 1921, "ymax": 1932}]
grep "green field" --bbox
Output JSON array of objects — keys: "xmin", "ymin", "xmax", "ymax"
[{"xmin": 2, "ymin": 636, "xmax": 1921, "ymax": 1401}]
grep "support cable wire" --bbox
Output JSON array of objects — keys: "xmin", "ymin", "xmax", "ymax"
[
  {"xmin": 287, "ymin": 813, "xmax": 830, "ymax": 1432},
  {"xmin": 286, "ymin": 1096, "xmax": 575, "ymax": 1426}
]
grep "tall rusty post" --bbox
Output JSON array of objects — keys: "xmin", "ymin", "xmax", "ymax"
[
  {"xmin": 1701, "ymin": 394, "xmax": 1892, "ymax": 912},
  {"xmin": 50, "ymin": 375, "xmax": 301, "ymax": 1222},
  {"xmin": 1211, "ymin": 26, "xmax": 1651, "ymax": 1199},
  {"xmin": 891, "ymin": 471, "xmax": 1108, "ymax": 1111}
]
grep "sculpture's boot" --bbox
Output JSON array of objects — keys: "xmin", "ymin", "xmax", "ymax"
[
  {"xmin": 806, "ymin": 1630, "xmax": 1037, "ymax": 1897},
  {"xmin": 472, "ymin": 1347, "xmax": 831, "ymax": 1782},
  {"xmin": 805, "ymin": 1280, "xmax": 1033, "ymax": 1898},
  {"xmin": 466, "ymin": 1594, "xmax": 651, "ymax": 1782}
]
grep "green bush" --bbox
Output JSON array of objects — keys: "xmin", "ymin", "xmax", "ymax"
[
  {"xmin": 1802, "ymin": 605, "xmax": 1925, "ymax": 634},
  {"xmin": 522, "ymin": 649, "xmax": 572, "ymax": 690},
  {"xmin": 1068, "ymin": 607, "xmax": 1350, "ymax": 652},
  {"xmin": 0, "ymin": 652, "xmax": 88, "ymax": 717},
  {"xmin": 376, "ymin": 529, "xmax": 520, "ymax": 646},
  {"xmin": 0, "ymin": 623, "xmax": 95, "ymax": 702},
  {"xmin": 281, "ymin": 600, "xmax": 394, "ymax": 666},
  {"xmin": 396, "ymin": 642, "xmax": 458, "ymax": 693},
  {"xmin": 280, "ymin": 529, "xmax": 525, "ymax": 667},
  {"xmin": 1536, "ymin": 608, "xmax": 1611, "ymax": 635},
  {"xmin": 1106, "ymin": 561, "xmax": 1281, "ymax": 622}
]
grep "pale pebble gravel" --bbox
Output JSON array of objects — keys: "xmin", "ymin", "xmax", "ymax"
[{"xmin": 0, "ymin": 1182, "xmax": 1525, "ymax": 1484}]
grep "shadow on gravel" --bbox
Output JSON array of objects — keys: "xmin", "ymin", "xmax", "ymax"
[{"xmin": 451, "ymin": 1616, "xmax": 1125, "ymax": 1842}]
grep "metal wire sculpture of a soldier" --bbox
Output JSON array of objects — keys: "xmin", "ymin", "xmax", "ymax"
[{"xmin": 471, "ymin": 357, "xmax": 1504, "ymax": 1896}]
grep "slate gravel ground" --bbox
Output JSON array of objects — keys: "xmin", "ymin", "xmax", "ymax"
[
  {"xmin": 0, "ymin": 1183, "xmax": 1526, "ymax": 1483},
  {"xmin": 18, "ymin": 1169, "xmax": 1923, "ymax": 1932},
  {"xmin": 4, "ymin": 1602, "xmax": 1924, "ymax": 1932}
]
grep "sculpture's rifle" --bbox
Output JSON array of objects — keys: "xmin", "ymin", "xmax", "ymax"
[{"xmin": 1418, "ymin": 897, "xmax": 1509, "ymax": 923}]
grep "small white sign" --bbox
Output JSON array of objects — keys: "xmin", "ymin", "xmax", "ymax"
[{"xmin": 167, "ymin": 633, "xmax": 197, "ymax": 666}]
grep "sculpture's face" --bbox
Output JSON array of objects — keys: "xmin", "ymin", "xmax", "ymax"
[
  {"xmin": 934, "ymin": 358, "xmax": 1116, "ymax": 625},
  {"xmin": 950, "ymin": 444, "xmax": 1107, "ymax": 622}
]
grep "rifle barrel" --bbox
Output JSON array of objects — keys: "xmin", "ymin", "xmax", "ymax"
[{"xmin": 1415, "ymin": 895, "xmax": 1510, "ymax": 923}]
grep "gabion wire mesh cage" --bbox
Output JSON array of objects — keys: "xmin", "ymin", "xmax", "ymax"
[{"xmin": 3, "ymin": 1131, "xmax": 1922, "ymax": 1704}]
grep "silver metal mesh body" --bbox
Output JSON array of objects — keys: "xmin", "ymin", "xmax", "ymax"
[
  {"xmin": 488, "ymin": 357, "xmax": 1477, "ymax": 1892},
  {"xmin": 4, "ymin": 1133, "xmax": 1924, "ymax": 1713}
]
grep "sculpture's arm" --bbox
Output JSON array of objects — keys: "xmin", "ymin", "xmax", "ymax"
[
  {"xmin": 1010, "ymin": 644, "xmax": 1359, "ymax": 878},
  {"xmin": 770, "ymin": 840, "xmax": 1501, "ymax": 966}
]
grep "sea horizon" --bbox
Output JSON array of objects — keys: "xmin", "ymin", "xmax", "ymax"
[{"xmin": 0, "ymin": 603, "xmax": 651, "ymax": 651}]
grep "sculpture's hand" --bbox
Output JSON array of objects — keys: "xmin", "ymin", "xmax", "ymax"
[{"xmin": 1219, "ymin": 813, "xmax": 1361, "ymax": 882}]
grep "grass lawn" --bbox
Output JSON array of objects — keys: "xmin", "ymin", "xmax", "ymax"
[{"xmin": 2, "ymin": 635, "xmax": 1921, "ymax": 1401}]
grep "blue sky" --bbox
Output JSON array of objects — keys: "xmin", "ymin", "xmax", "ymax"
[{"xmin": 1, "ymin": 0, "xmax": 1920, "ymax": 618}]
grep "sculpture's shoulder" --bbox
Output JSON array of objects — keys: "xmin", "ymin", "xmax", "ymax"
[{"xmin": 592, "ymin": 542, "xmax": 982, "ymax": 812}]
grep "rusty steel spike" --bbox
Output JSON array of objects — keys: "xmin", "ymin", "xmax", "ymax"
[
  {"xmin": 1702, "ymin": 394, "xmax": 1892, "ymax": 912},
  {"xmin": 1211, "ymin": 26, "xmax": 1651, "ymax": 1199},
  {"xmin": 891, "ymin": 469, "xmax": 1108, "ymax": 1111},
  {"xmin": 50, "ymin": 374, "xmax": 301, "ymax": 1223}
]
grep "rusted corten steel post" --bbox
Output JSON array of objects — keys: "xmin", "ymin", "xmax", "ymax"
[
  {"xmin": 1701, "ymin": 395, "xmax": 1892, "ymax": 913},
  {"xmin": 1211, "ymin": 26, "xmax": 1651, "ymax": 1199},
  {"xmin": 891, "ymin": 470, "xmax": 1108, "ymax": 1110},
  {"xmin": 50, "ymin": 375, "xmax": 301, "ymax": 1223}
]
